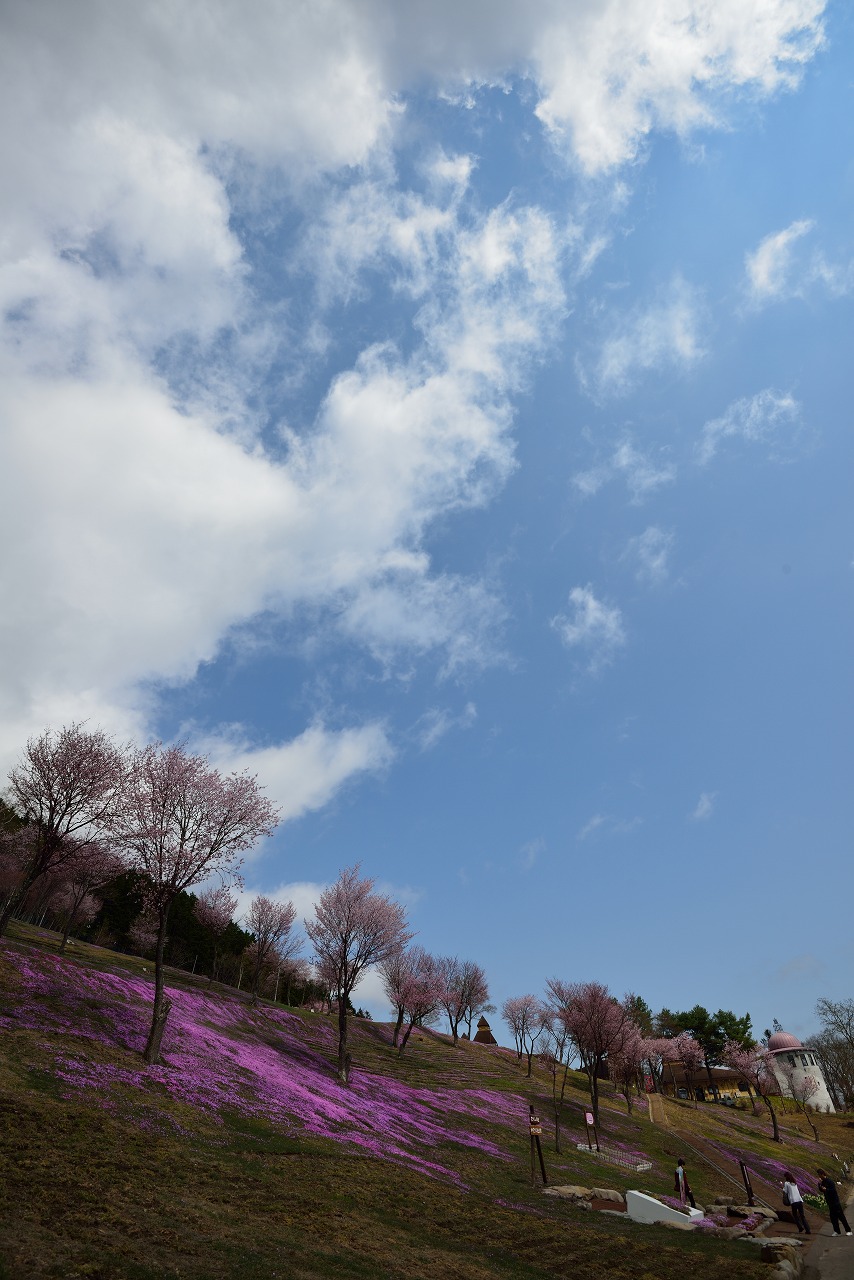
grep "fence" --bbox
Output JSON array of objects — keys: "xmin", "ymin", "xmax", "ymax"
[{"xmin": 576, "ymin": 1143, "xmax": 652, "ymax": 1173}]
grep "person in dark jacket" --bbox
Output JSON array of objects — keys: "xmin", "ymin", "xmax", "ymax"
[{"xmin": 817, "ymin": 1168, "xmax": 852, "ymax": 1236}]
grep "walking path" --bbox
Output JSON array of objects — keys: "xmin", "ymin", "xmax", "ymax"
[{"xmin": 804, "ymin": 1188, "xmax": 854, "ymax": 1280}]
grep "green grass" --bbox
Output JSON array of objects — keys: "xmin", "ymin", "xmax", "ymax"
[{"xmin": 2, "ymin": 924, "xmax": 845, "ymax": 1279}]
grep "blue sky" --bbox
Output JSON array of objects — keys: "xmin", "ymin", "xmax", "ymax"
[{"xmin": 1, "ymin": 1, "xmax": 851, "ymax": 1041}]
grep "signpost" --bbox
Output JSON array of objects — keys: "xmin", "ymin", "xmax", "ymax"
[
  {"xmin": 738, "ymin": 1159, "xmax": 756, "ymax": 1207},
  {"xmin": 584, "ymin": 1110, "xmax": 600, "ymax": 1152},
  {"xmin": 529, "ymin": 1105, "xmax": 548, "ymax": 1186}
]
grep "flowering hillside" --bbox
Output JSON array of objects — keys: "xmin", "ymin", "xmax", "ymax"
[
  {"xmin": 1, "ymin": 942, "xmax": 524, "ymax": 1184},
  {"xmin": 0, "ymin": 933, "xmax": 806, "ymax": 1280}
]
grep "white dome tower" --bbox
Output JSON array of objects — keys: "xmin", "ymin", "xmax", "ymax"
[{"xmin": 767, "ymin": 1030, "xmax": 835, "ymax": 1114}]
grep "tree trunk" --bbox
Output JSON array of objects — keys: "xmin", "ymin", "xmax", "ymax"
[
  {"xmin": 399, "ymin": 1022, "xmax": 414, "ymax": 1055},
  {"xmin": 0, "ymin": 894, "xmax": 19, "ymax": 938},
  {"xmin": 764, "ymin": 1096, "xmax": 781, "ymax": 1142},
  {"xmin": 392, "ymin": 1006, "xmax": 405, "ymax": 1048},
  {"xmin": 590, "ymin": 1070, "xmax": 600, "ymax": 1127},
  {"xmin": 144, "ymin": 908, "xmax": 171, "ymax": 1065},
  {"xmin": 59, "ymin": 910, "xmax": 75, "ymax": 954},
  {"xmin": 337, "ymin": 996, "xmax": 351, "ymax": 1084}
]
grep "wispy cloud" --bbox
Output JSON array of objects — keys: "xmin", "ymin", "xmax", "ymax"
[
  {"xmin": 745, "ymin": 218, "xmax": 815, "ymax": 302},
  {"xmin": 412, "ymin": 702, "xmax": 477, "ymax": 751},
  {"xmin": 697, "ymin": 389, "xmax": 805, "ymax": 464},
  {"xmin": 573, "ymin": 437, "xmax": 676, "ymax": 504},
  {"xmin": 744, "ymin": 219, "xmax": 854, "ymax": 307},
  {"xmin": 774, "ymin": 953, "xmax": 823, "ymax": 982},
  {"xmin": 577, "ymin": 813, "xmax": 606, "ymax": 841},
  {"xmin": 581, "ymin": 277, "xmax": 705, "ymax": 398},
  {"xmin": 690, "ymin": 791, "xmax": 716, "ymax": 821},
  {"xmin": 520, "ymin": 837, "xmax": 545, "ymax": 871},
  {"xmin": 552, "ymin": 585, "xmax": 626, "ymax": 673},
  {"xmin": 577, "ymin": 813, "xmax": 642, "ymax": 841},
  {"xmin": 622, "ymin": 526, "xmax": 675, "ymax": 585}
]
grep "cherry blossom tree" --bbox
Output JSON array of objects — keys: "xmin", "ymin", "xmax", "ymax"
[
  {"xmin": 245, "ymin": 894, "xmax": 299, "ymax": 1001},
  {"xmin": 546, "ymin": 978, "xmax": 633, "ymax": 1126},
  {"xmin": 128, "ymin": 910, "xmax": 159, "ymax": 958},
  {"xmin": 381, "ymin": 946, "xmax": 438, "ymax": 1048},
  {"xmin": 114, "ymin": 742, "xmax": 279, "ymax": 1064},
  {"xmin": 396, "ymin": 949, "xmax": 443, "ymax": 1056},
  {"xmin": 640, "ymin": 1035, "xmax": 673, "ymax": 1094},
  {"xmin": 54, "ymin": 837, "xmax": 123, "ymax": 954},
  {"xmin": 502, "ymin": 995, "xmax": 548, "ymax": 1077},
  {"xmin": 722, "ymin": 1040, "xmax": 782, "ymax": 1142},
  {"xmin": 663, "ymin": 1032, "xmax": 706, "ymax": 1107},
  {"xmin": 540, "ymin": 1010, "xmax": 575, "ymax": 1152},
  {"xmin": 437, "ymin": 957, "xmax": 490, "ymax": 1046},
  {"xmin": 608, "ymin": 1022, "xmax": 647, "ymax": 1113},
  {"xmin": 1, "ymin": 723, "xmax": 126, "ymax": 936},
  {"xmin": 194, "ymin": 884, "xmax": 238, "ymax": 984},
  {"xmin": 305, "ymin": 865, "xmax": 412, "ymax": 1083}
]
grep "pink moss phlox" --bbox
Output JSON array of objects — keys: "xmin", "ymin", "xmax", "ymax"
[{"xmin": 2, "ymin": 945, "xmax": 523, "ymax": 1182}]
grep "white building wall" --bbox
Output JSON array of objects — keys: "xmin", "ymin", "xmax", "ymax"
[{"xmin": 771, "ymin": 1049, "xmax": 836, "ymax": 1114}]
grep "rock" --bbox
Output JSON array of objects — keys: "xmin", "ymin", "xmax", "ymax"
[
  {"xmin": 714, "ymin": 1196, "xmax": 737, "ymax": 1206},
  {"xmin": 590, "ymin": 1187, "xmax": 625, "ymax": 1203},
  {"xmin": 761, "ymin": 1243, "xmax": 801, "ymax": 1267},
  {"xmin": 658, "ymin": 1220, "xmax": 695, "ymax": 1231},
  {"xmin": 543, "ymin": 1185, "xmax": 592, "ymax": 1200}
]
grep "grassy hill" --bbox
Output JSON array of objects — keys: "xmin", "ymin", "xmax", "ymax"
[{"xmin": 1, "ymin": 926, "xmax": 849, "ymax": 1279}]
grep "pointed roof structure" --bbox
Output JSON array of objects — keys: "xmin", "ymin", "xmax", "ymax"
[{"xmin": 473, "ymin": 1015, "xmax": 497, "ymax": 1045}]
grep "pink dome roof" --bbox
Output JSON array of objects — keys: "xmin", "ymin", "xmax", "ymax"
[{"xmin": 768, "ymin": 1031, "xmax": 802, "ymax": 1052}]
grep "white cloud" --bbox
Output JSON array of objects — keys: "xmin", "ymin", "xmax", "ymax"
[
  {"xmin": 0, "ymin": 0, "xmax": 828, "ymax": 799},
  {"xmin": 413, "ymin": 703, "xmax": 477, "ymax": 751},
  {"xmin": 582, "ymin": 277, "xmax": 705, "ymax": 397},
  {"xmin": 197, "ymin": 722, "xmax": 395, "ymax": 827},
  {"xmin": 528, "ymin": 1, "xmax": 825, "ymax": 172},
  {"xmin": 577, "ymin": 812, "xmax": 642, "ymax": 840},
  {"xmin": 697, "ymin": 388, "xmax": 804, "ymax": 464},
  {"xmin": 577, "ymin": 813, "xmax": 606, "ymax": 841},
  {"xmin": 745, "ymin": 218, "xmax": 815, "ymax": 302},
  {"xmin": 552, "ymin": 585, "xmax": 626, "ymax": 673},
  {"xmin": 745, "ymin": 218, "xmax": 854, "ymax": 305},
  {"xmin": 573, "ymin": 437, "xmax": 676, "ymax": 503},
  {"xmin": 520, "ymin": 837, "xmax": 545, "ymax": 870},
  {"xmin": 623, "ymin": 526, "xmax": 675, "ymax": 585},
  {"xmin": 690, "ymin": 791, "xmax": 716, "ymax": 821}
]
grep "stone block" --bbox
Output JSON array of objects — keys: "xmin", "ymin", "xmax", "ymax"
[
  {"xmin": 590, "ymin": 1187, "xmax": 625, "ymax": 1203},
  {"xmin": 542, "ymin": 1184, "xmax": 592, "ymax": 1200}
]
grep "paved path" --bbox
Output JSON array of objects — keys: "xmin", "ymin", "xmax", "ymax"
[{"xmin": 805, "ymin": 1188, "xmax": 854, "ymax": 1280}]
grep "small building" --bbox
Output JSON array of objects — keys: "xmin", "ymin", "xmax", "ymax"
[
  {"xmin": 473, "ymin": 1016, "xmax": 497, "ymax": 1045},
  {"xmin": 767, "ymin": 1030, "xmax": 835, "ymax": 1113},
  {"xmin": 660, "ymin": 1063, "xmax": 751, "ymax": 1103}
]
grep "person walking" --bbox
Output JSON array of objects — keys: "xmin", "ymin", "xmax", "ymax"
[
  {"xmin": 782, "ymin": 1172, "xmax": 810, "ymax": 1234},
  {"xmin": 675, "ymin": 1158, "xmax": 696, "ymax": 1209},
  {"xmin": 817, "ymin": 1168, "xmax": 852, "ymax": 1236}
]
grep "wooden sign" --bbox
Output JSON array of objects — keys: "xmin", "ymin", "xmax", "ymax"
[{"xmin": 528, "ymin": 1105, "xmax": 548, "ymax": 1186}]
